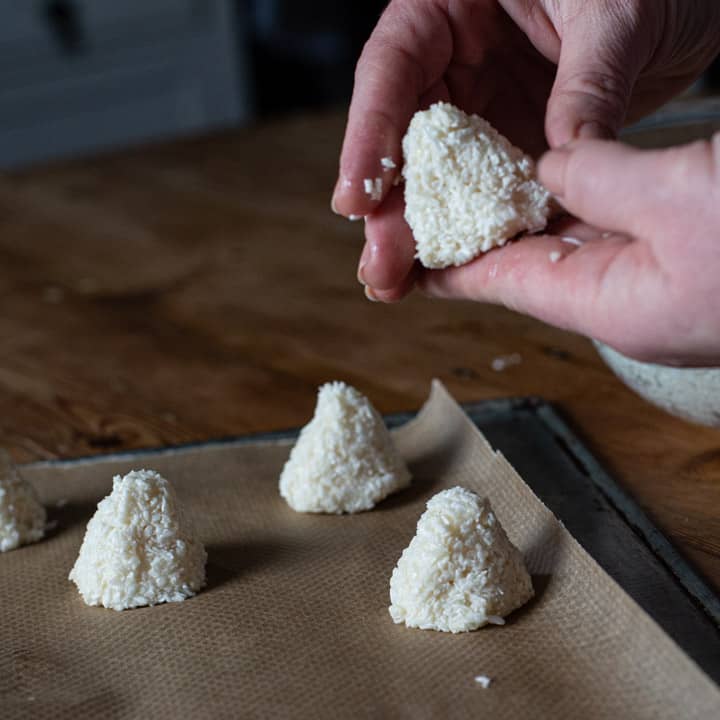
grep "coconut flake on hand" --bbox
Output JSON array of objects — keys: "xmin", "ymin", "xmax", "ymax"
[
  {"xmin": 279, "ymin": 382, "xmax": 411, "ymax": 514},
  {"xmin": 69, "ymin": 469, "xmax": 206, "ymax": 611},
  {"xmin": 402, "ymin": 102, "xmax": 552, "ymax": 268},
  {"xmin": 0, "ymin": 450, "xmax": 46, "ymax": 552},
  {"xmin": 389, "ymin": 487, "xmax": 533, "ymax": 633}
]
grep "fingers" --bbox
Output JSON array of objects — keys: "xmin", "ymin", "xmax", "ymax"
[
  {"xmin": 358, "ymin": 186, "xmax": 416, "ymax": 299},
  {"xmin": 537, "ymin": 139, "xmax": 708, "ymax": 236},
  {"xmin": 332, "ymin": 0, "xmax": 451, "ymax": 217},
  {"xmin": 418, "ymin": 232, "xmax": 643, "ymax": 342},
  {"xmin": 544, "ymin": 5, "xmax": 646, "ymax": 147}
]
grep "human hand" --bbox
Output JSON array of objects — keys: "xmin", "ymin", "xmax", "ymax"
[
  {"xmin": 332, "ymin": 0, "xmax": 720, "ymax": 333},
  {"xmin": 422, "ymin": 135, "xmax": 720, "ymax": 366}
]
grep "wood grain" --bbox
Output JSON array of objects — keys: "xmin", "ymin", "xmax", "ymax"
[{"xmin": 1, "ymin": 110, "xmax": 719, "ymax": 593}]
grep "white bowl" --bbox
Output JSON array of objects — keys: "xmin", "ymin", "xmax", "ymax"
[
  {"xmin": 594, "ymin": 100, "xmax": 720, "ymax": 427},
  {"xmin": 595, "ymin": 342, "xmax": 720, "ymax": 427}
]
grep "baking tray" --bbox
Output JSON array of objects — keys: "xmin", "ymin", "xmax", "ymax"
[{"xmin": 22, "ymin": 396, "xmax": 720, "ymax": 685}]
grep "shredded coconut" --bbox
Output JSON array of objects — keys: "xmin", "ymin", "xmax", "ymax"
[
  {"xmin": 560, "ymin": 236, "xmax": 583, "ymax": 247},
  {"xmin": 69, "ymin": 469, "xmax": 206, "ymax": 611},
  {"xmin": 474, "ymin": 675, "xmax": 492, "ymax": 688},
  {"xmin": 348, "ymin": 214, "xmax": 363, "ymax": 222},
  {"xmin": 0, "ymin": 450, "xmax": 46, "ymax": 552},
  {"xmin": 549, "ymin": 250, "xmax": 562, "ymax": 263},
  {"xmin": 389, "ymin": 487, "xmax": 533, "ymax": 633},
  {"xmin": 373, "ymin": 178, "xmax": 383, "ymax": 200},
  {"xmin": 363, "ymin": 177, "xmax": 383, "ymax": 201},
  {"xmin": 380, "ymin": 156, "xmax": 397, "ymax": 170},
  {"xmin": 402, "ymin": 102, "xmax": 552, "ymax": 268},
  {"xmin": 279, "ymin": 382, "xmax": 411, "ymax": 514},
  {"xmin": 491, "ymin": 353, "xmax": 522, "ymax": 372}
]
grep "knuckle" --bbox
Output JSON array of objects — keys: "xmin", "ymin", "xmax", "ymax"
[{"xmin": 561, "ymin": 67, "xmax": 631, "ymax": 118}]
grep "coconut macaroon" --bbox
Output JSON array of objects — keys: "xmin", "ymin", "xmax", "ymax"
[
  {"xmin": 389, "ymin": 487, "xmax": 533, "ymax": 633},
  {"xmin": 69, "ymin": 469, "xmax": 206, "ymax": 611},
  {"xmin": 279, "ymin": 382, "xmax": 411, "ymax": 514},
  {"xmin": 0, "ymin": 450, "xmax": 46, "ymax": 552},
  {"xmin": 402, "ymin": 102, "xmax": 552, "ymax": 268}
]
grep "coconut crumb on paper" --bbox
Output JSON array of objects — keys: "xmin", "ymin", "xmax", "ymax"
[
  {"xmin": 491, "ymin": 353, "xmax": 522, "ymax": 372},
  {"xmin": 402, "ymin": 102, "xmax": 552, "ymax": 268},
  {"xmin": 474, "ymin": 675, "xmax": 492, "ymax": 688},
  {"xmin": 279, "ymin": 382, "xmax": 411, "ymax": 514},
  {"xmin": 486, "ymin": 615, "xmax": 506, "ymax": 625}
]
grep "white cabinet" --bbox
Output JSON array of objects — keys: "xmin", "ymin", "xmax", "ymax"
[{"xmin": 0, "ymin": 0, "xmax": 251, "ymax": 168}]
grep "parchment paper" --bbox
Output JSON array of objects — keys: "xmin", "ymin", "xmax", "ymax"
[{"xmin": 2, "ymin": 381, "xmax": 719, "ymax": 719}]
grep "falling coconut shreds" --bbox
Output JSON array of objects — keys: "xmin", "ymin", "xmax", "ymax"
[
  {"xmin": 491, "ymin": 353, "xmax": 522, "ymax": 372},
  {"xmin": 549, "ymin": 250, "xmax": 562, "ymax": 263},
  {"xmin": 279, "ymin": 382, "xmax": 411, "ymax": 514},
  {"xmin": 348, "ymin": 214, "xmax": 363, "ymax": 222},
  {"xmin": 381, "ymin": 156, "xmax": 397, "ymax": 170},
  {"xmin": 474, "ymin": 675, "xmax": 493, "ymax": 689}
]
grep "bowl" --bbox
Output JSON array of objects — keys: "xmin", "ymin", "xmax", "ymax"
[
  {"xmin": 595, "ymin": 342, "xmax": 720, "ymax": 427},
  {"xmin": 594, "ymin": 99, "xmax": 720, "ymax": 427}
]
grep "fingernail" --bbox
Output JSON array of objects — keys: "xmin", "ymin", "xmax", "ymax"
[
  {"xmin": 357, "ymin": 242, "xmax": 371, "ymax": 285},
  {"xmin": 331, "ymin": 175, "xmax": 350, "ymax": 214},
  {"xmin": 364, "ymin": 286, "xmax": 379, "ymax": 302},
  {"xmin": 578, "ymin": 121, "xmax": 614, "ymax": 140}
]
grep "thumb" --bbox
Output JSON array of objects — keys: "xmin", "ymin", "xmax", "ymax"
[
  {"xmin": 545, "ymin": 18, "xmax": 639, "ymax": 148},
  {"xmin": 537, "ymin": 138, "xmax": 699, "ymax": 235}
]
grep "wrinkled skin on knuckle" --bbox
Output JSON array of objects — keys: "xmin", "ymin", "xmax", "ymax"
[{"xmin": 559, "ymin": 67, "xmax": 633, "ymax": 125}]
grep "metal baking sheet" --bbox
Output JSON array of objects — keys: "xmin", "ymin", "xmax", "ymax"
[{"xmin": 24, "ymin": 396, "xmax": 720, "ymax": 684}]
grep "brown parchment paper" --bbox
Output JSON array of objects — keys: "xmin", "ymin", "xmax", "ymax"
[{"xmin": 2, "ymin": 381, "xmax": 719, "ymax": 720}]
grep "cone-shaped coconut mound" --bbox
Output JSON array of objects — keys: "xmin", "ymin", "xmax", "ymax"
[
  {"xmin": 279, "ymin": 382, "xmax": 411, "ymax": 513},
  {"xmin": 403, "ymin": 102, "xmax": 552, "ymax": 268},
  {"xmin": 69, "ymin": 469, "xmax": 206, "ymax": 610},
  {"xmin": 0, "ymin": 450, "xmax": 46, "ymax": 552},
  {"xmin": 389, "ymin": 487, "xmax": 533, "ymax": 632}
]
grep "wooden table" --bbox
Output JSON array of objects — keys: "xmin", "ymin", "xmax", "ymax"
[{"xmin": 1, "ymin": 109, "xmax": 718, "ymax": 593}]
